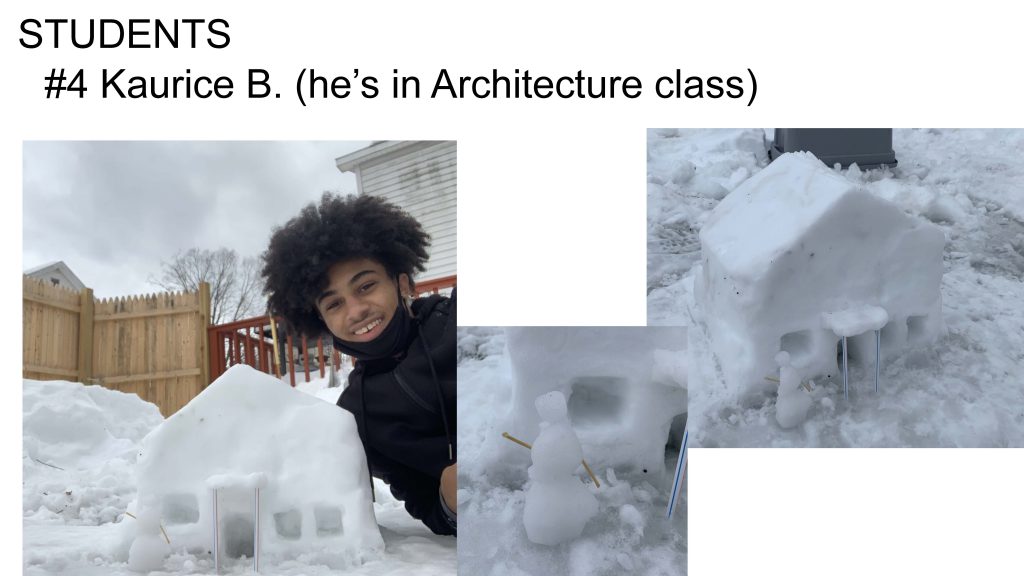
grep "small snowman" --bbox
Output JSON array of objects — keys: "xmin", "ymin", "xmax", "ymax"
[
  {"xmin": 60, "ymin": 489, "xmax": 81, "ymax": 522},
  {"xmin": 522, "ymin": 391, "xmax": 598, "ymax": 545},
  {"xmin": 775, "ymin": 351, "xmax": 811, "ymax": 429},
  {"xmin": 127, "ymin": 506, "xmax": 170, "ymax": 573}
]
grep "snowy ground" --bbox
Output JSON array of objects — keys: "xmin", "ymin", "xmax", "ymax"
[
  {"xmin": 456, "ymin": 328, "xmax": 687, "ymax": 576},
  {"xmin": 648, "ymin": 128, "xmax": 1024, "ymax": 447},
  {"xmin": 22, "ymin": 374, "xmax": 456, "ymax": 575}
]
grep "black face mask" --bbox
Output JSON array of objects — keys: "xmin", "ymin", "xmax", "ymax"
[{"xmin": 332, "ymin": 286, "xmax": 414, "ymax": 361}]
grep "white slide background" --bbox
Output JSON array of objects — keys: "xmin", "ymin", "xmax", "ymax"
[{"xmin": 4, "ymin": 2, "xmax": 1022, "ymax": 575}]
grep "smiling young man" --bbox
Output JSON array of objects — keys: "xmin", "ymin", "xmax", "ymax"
[{"xmin": 262, "ymin": 193, "xmax": 457, "ymax": 536}]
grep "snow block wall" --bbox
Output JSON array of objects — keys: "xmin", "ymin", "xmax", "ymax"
[
  {"xmin": 693, "ymin": 152, "xmax": 945, "ymax": 395},
  {"xmin": 128, "ymin": 365, "xmax": 383, "ymax": 568},
  {"xmin": 507, "ymin": 327, "xmax": 687, "ymax": 478}
]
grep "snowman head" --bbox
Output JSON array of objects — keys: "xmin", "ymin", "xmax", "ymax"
[{"xmin": 534, "ymin": 391, "xmax": 569, "ymax": 424}]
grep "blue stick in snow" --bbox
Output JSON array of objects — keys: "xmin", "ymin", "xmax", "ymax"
[
  {"xmin": 842, "ymin": 336, "xmax": 849, "ymax": 401},
  {"xmin": 874, "ymin": 329, "xmax": 880, "ymax": 393},
  {"xmin": 666, "ymin": 421, "xmax": 689, "ymax": 519}
]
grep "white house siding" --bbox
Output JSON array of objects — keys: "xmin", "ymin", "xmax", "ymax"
[
  {"xmin": 24, "ymin": 261, "xmax": 86, "ymax": 292},
  {"xmin": 337, "ymin": 141, "xmax": 456, "ymax": 283}
]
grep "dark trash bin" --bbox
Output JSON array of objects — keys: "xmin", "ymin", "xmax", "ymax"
[{"xmin": 769, "ymin": 128, "xmax": 897, "ymax": 169}]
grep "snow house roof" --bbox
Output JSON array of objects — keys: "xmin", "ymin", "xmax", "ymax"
[
  {"xmin": 700, "ymin": 152, "xmax": 907, "ymax": 282},
  {"xmin": 137, "ymin": 364, "xmax": 363, "ymax": 494}
]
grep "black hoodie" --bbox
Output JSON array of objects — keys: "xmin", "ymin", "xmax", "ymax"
[{"xmin": 337, "ymin": 290, "xmax": 457, "ymax": 535}]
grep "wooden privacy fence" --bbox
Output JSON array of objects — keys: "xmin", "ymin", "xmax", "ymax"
[
  {"xmin": 23, "ymin": 276, "xmax": 211, "ymax": 417},
  {"xmin": 25, "ymin": 274, "xmax": 456, "ymax": 414}
]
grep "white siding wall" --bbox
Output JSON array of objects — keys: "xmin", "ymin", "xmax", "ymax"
[
  {"xmin": 26, "ymin": 265, "xmax": 84, "ymax": 292},
  {"xmin": 357, "ymin": 142, "xmax": 456, "ymax": 282}
]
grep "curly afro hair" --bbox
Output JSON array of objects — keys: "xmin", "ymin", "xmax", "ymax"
[{"xmin": 262, "ymin": 193, "xmax": 430, "ymax": 337}]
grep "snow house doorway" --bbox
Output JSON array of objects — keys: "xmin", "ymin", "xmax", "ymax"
[
  {"xmin": 214, "ymin": 486, "xmax": 256, "ymax": 560},
  {"xmin": 836, "ymin": 330, "xmax": 883, "ymax": 371}
]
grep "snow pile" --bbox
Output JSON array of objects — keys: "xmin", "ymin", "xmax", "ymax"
[
  {"xmin": 649, "ymin": 128, "xmax": 1024, "ymax": 447},
  {"xmin": 458, "ymin": 326, "xmax": 506, "ymax": 363},
  {"xmin": 128, "ymin": 364, "xmax": 383, "ymax": 571},
  {"xmin": 458, "ymin": 328, "xmax": 687, "ymax": 575},
  {"xmin": 24, "ymin": 371, "xmax": 455, "ymax": 575},
  {"xmin": 292, "ymin": 368, "xmax": 349, "ymax": 405},
  {"xmin": 23, "ymin": 379, "xmax": 163, "ymax": 527},
  {"xmin": 275, "ymin": 351, "xmax": 354, "ymax": 404},
  {"xmin": 648, "ymin": 129, "xmax": 770, "ymax": 325}
]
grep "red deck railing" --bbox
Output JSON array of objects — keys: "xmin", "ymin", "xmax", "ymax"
[
  {"xmin": 206, "ymin": 275, "xmax": 456, "ymax": 386},
  {"xmin": 206, "ymin": 316, "xmax": 348, "ymax": 388},
  {"xmin": 415, "ymin": 274, "xmax": 456, "ymax": 296}
]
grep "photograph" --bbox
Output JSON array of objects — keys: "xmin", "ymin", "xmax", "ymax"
[
  {"xmin": 648, "ymin": 128, "xmax": 1024, "ymax": 447},
  {"xmin": 22, "ymin": 140, "xmax": 457, "ymax": 575},
  {"xmin": 457, "ymin": 327, "xmax": 687, "ymax": 576}
]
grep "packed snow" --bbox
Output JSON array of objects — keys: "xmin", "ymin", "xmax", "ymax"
[
  {"xmin": 648, "ymin": 128, "xmax": 1024, "ymax": 447},
  {"xmin": 458, "ymin": 327, "xmax": 687, "ymax": 576},
  {"xmin": 129, "ymin": 365, "xmax": 383, "ymax": 571},
  {"xmin": 692, "ymin": 151, "xmax": 944, "ymax": 427},
  {"xmin": 773, "ymin": 351, "xmax": 812, "ymax": 429},
  {"xmin": 127, "ymin": 506, "xmax": 171, "ymax": 572},
  {"xmin": 522, "ymin": 391, "xmax": 598, "ymax": 546},
  {"xmin": 506, "ymin": 327, "xmax": 687, "ymax": 478},
  {"xmin": 23, "ymin": 369, "xmax": 456, "ymax": 575}
]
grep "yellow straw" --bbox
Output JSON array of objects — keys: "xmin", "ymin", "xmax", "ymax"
[{"xmin": 502, "ymin": 431, "xmax": 600, "ymax": 488}]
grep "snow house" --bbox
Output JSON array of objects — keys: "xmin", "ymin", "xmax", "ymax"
[
  {"xmin": 506, "ymin": 327, "xmax": 687, "ymax": 478},
  {"xmin": 693, "ymin": 152, "xmax": 945, "ymax": 396},
  {"xmin": 128, "ymin": 365, "xmax": 383, "ymax": 567}
]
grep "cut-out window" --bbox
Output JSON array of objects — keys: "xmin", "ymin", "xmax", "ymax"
[
  {"xmin": 161, "ymin": 493, "xmax": 199, "ymax": 525},
  {"xmin": 567, "ymin": 376, "xmax": 627, "ymax": 429},
  {"xmin": 907, "ymin": 315, "xmax": 927, "ymax": 344},
  {"xmin": 274, "ymin": 509, "xmax": 302, "ymax": 540},
  {"xmin": 314, "ymin": 505, "xmax": 344, "ymax": 537}
]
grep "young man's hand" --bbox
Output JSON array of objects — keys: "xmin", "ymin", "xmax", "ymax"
[{"xmin": 441, "ymin": 463, "xmax": 457, "ymax": 514}]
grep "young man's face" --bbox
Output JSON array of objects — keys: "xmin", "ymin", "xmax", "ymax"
[{"xmin": 316, "ymin": 258, "xmax": 411, "ymax": 343}]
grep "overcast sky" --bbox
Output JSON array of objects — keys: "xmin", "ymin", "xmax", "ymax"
[{"xmin": 23, "ymin": 141, "xmax": 370, "ymax": 299}]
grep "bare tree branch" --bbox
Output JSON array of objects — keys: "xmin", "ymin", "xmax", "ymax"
[{"xmin": 150, "ymin": 248, "xmax": 264, "ymax": 325}]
